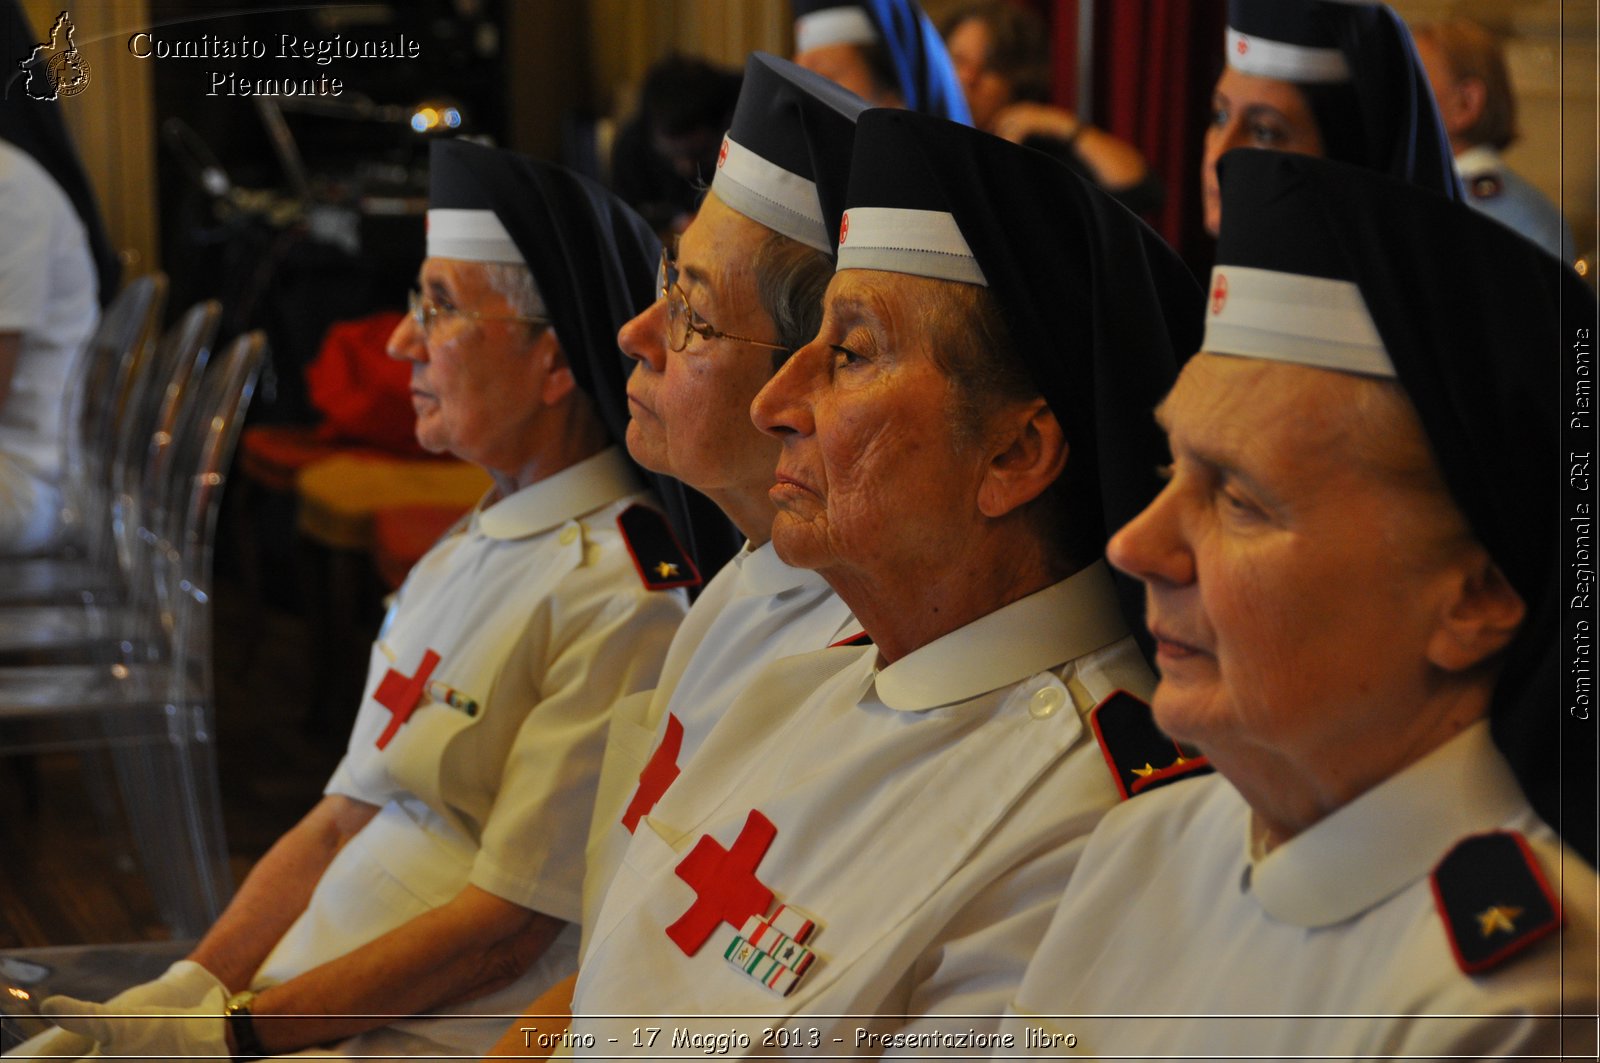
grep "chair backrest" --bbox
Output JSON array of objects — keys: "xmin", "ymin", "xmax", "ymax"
[
  {"xmin": 59, "ymin": 274, "xmax": 166, "ymax": 565},
  {"xmin": 110, "ymin": 300, "xmax": 222, "ymax": 579}
]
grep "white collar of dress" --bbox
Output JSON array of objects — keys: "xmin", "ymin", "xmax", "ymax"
[
  {"xmin": 474, "ymin": 446, "xmax": 641, "ymax": 541},
  {"xmin": 1453, "ymin": 144, "xmax": 1503, "ymax": 179},
  {"xmin": 735, "ymin": 538, "xmax": 833, "ymax": 598},
  {"xmin": 870, "ymin": 560, "xmax": 1129, "ymax": 713},
  {"xmin": 1245, "ymin": 720, "xmax": 1527, "ymax": 927}
]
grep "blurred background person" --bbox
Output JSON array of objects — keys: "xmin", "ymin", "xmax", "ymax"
[
  {"xmin": 1004, "ymin": 148, "xmax": 1597, "ymax": 1057},
  {"xmin": 1202, "ymin": 0, "xmax": 1459, "ymax": 237},
  {"xmin": 0, "ymin": 135, "xmax": 97, "ymax": 555},
  {"xmin": 942, "ymin": 0, "xmax": 1160, "ymax": 214},
  {"xmin": 1412, "ymin": 17, "xmax": 1574, "ymax": 262},
  {"xmin": 792, "ymin": 0, "xmax": 971, "ymax": 122},
  {"xmin": 608, "ymin": 54, "xmax": 742, "ymax": 240}
]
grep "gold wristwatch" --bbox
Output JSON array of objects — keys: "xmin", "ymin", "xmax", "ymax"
[{"xmin": 223, "ymin": 988, "xmax": 267, "ymax": 1061}]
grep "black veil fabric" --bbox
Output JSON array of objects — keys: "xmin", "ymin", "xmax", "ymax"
[
  {"xmin": 843, "ymin": 109, "xmax": 1204, "ymax": 657},
  {"xmin": 428, "ymin": 140, "xmax": 738, "ymax": 578},
  {"xmin": 1215, "ymin": 149, "xmax": 1595, "ymax": 863},
  {"xmin": 0, "ymin": 0, "xmax": 120, "ymax": 304}
]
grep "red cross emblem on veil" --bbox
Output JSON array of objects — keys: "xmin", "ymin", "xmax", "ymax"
[
  {"xmin": 372, "ymin": 649, "xmax": 441, "ymax": 750},
  {"xmin": 666, "ymin": 810, "xmax": 777, "ymax": 955},
  {"xmin": 1237, "ymin": 37, "xmax": 1250, "ymax": 56},
  {"xmin": 839, "ymin": 212, "xmax": 850, "ymax": 245},
  {"xmin": 717, "ymin": 137, "xmax": 730, "ymax": 169},
  {"xmin": 1210, "ymin": 273, "xmax": 1229, "ymax": 315}
]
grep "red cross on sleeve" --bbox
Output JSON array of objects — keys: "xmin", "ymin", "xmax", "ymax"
[
  {"xmin": 371, "ymin": 649, "xmax": 441, "ymax": 750},
  {"xmin": 622, "ymin": 713, "xmax": 684, "ymax": 833},
  {"xmin": 666, "ymin": 809, "xmax": 777, "ymax": 956}
]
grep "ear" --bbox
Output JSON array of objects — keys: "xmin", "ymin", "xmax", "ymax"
[
  {"xmin": 537, "ymin": 330, "xmax": 579, "ymax": 407},
  {"xmin": 1426, "ymin": 549, "xmax": 1527, "ymax": 673},
  {"xmin": 976, "ymin": 398, "xmax": 1068, "ymax": 520}
]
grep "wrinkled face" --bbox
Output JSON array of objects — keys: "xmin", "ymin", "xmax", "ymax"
[
  {"xmin": 750, "ymin": 269, "xmax": 991, "ymax": 581},
  {"xmin": 945, "ymin": 18, "xmax": 1013, "ymax": 131},
  {"xmin": 1107, "ymin": 354, "xmax": 1473, "ymax": 768},
  {"xmin": 795, "ymin": 41, "xmax": 899, "ymax": 106},
  {"xmin": 1412, "ymin": 35, "xmax": 1472, "ymax": 141},
  {"xmin": 387, "ymin": 257, "xmax": 552, "ymax": 476},
  {"xmin": 1202, "ymin": 67, "xmax": 1325, "ymax": 236},
  {"xmin": 618, "ymin": 193, "xmax": 784, "ymax": 498}
]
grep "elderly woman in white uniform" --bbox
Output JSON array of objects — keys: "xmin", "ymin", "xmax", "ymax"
[
  {"xmin": 562, "ymin": 108, "xmax": 1202, "ymax": 1051},
  {"xmin": 30, "ymin": 142, "xmax": 689, "ymax": 1061},
  {"xmin": 484, "ymin": 56, "xmax": 870, "ymax": 1053},
  {"xmin": 1002, "ymin": 149, "xmax": 1598, "ymax": 1058}
]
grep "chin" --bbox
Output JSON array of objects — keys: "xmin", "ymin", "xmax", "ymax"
[
  {"xmin": 768, "ymin": 513, "xmax": 830, "ymax": 572},
  {"xmin": 624, "ymin": 424, "xmax": 671, "ymax": 475}
]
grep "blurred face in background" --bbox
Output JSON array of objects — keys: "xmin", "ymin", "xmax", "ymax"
[
  {"xmin": 945, "ymin": 17, "xmax": 1014, "ymax": 131},
  {"xmin": 1201, "ymin": 67, "xmax": 1325, "ymax": 236}
]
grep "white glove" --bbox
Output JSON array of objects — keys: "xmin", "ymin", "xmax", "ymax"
[
  {"xmin": 3, "ymin": 1024, "xmax": 97, "ymax": 1058},
  {"xmin": 41, "ymin": 983, "xmax": 228, "ymax": 1061},
  {"xmin": 3, "ymin": 962, "xmax": 221, "ymax": 1059},
  {"xmin": 106, "ymin": 960, "xmax": 225, "ymax": 1011}
]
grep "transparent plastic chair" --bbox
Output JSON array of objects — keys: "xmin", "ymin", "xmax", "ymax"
[{"xmin": 0, "ymin": 332, "xmax": 266, "ymax": 935}]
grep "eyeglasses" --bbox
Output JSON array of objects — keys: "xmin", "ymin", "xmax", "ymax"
[
  {"xmin": 658, "ymin": 247, "xmax": 788, "ymax": 354},
  {"xmin": 407, "ymin": 288, "xmax": 550, "ymax": 337}
]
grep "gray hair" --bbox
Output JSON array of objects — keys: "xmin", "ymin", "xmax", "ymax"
[
  {"xmin": 750, "ymin": 230, "xmax": 834, "ymax": 367},
  {"xmin": 480, "ymin": 261, "xmax": 548, "ymax": 325}
]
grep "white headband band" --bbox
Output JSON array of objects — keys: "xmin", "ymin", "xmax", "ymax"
[
  {"xmin": 835, "ymin": 206, "xmax": 987, "ymax": 286},
  {"xmin": 1225, "ymin": 27, "xmax": 1351, "ymax": 83},
  {"xmin": 1202, "ymin": 265, "xmax": 1393, "ymax": 377},
  {"xmin": 710, "ymin": 135, "xmax": 831, "ymax": 253},
  {"xmin": 426, "ymin": 207, "xmax": 525, "ymax": 264},
  {"xmin": 795, "ymin": 7, "xmax": 879, "ymax": 52}
]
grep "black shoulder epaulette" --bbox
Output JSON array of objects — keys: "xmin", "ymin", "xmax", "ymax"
[
  {"xmin": 1470, "ymin": 173, "xmax": 1503, "ymax": 201},
  {"xmin": 830, "ymin": 631, "xmax": 873, "ymax": 648},
  {"xmin": 1432, "ymin": 831, "xmax": 1562, "ymax": 975},
  {"xmin": 616, "ymin": 504, "xmax": 702, "ymax": 591},
  {"xmin": 1089, "ymin": 690, "xmax": 1212, "ymax": 800}
]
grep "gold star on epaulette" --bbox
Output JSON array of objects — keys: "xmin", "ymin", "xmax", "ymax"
[
  {"xmin": 654, "ymin": 561, "xmax": 680, "ymax": 579},
  {"xmin": 1477, "ymin": 905, "xmax": 1524, "ymax": 937},
  {"xmin": 1130, "ymin": 763, "xmax": 1157, "ymax": 778}
]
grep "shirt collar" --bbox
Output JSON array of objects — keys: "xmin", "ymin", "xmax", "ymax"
[
  {"xmin": 475, "ymin": 446, "xmax": 642, "ymax": 541},
  {"xmin": 1453, "ymin": 144, "xmax": 1501, "ymax": 179},
  {"xmin": 737, "ymin": 539, "xmax": 832, "ymax": 598},
  {"xmin": 1248, "ymin": 721, "xmax": 1527, "ymax": 928},
  {"xmin": 872, "ymin": 560, "xmax": 1129, "ymax": 712}
]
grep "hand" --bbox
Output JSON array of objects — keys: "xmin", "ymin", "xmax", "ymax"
[
  {"xmin": 41, "ymin": 983, "xmax": 228, "ymax": 1060},
  {"xmin": 990, "ymin": 102, "xmax": 1082, "ymax": 145},
  {"xmin": 106, "ymin": 960, "xmax": 226, "ymax": 1010}
]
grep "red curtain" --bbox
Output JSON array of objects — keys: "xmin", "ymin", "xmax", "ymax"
[{"xmin": 1046, "ymin": 0, "xmax": 1226, "ymax": 265}]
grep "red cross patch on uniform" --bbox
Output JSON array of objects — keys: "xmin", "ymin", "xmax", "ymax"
[
  {"xmin": 621, "ymin": 713, "xmax": 683, "ymax": 833},
  {"xmin": 372, "ymin": 648, "xmax": 442, "ymax": 750},
  {"xmin": 667, "ymin": 809, "xmax": 777, "ymax": 955}
]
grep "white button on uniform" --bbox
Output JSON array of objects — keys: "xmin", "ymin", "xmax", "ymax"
[
  {"xmin": 559, "ymin": 525, "xmax": 579, "ymax": 545},
  {"xmin": 1030, "ymin": 684, "xmax": 1066, "ymax": 719}
]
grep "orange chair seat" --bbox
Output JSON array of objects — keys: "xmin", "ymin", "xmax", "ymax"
[
  {"xmin": 295, "ymin": 454, "xmax": 491, "ymax": 552},
  {"xmin": 239, "ymin": 425, "xmax": 400, "ymax": 494},
  {"xmin": 371, "ymin": 504, "xmax": 472, "ymax": 590}
]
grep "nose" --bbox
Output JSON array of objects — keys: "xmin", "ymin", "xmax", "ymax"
[
  {"xmin": 387, "ymin": 310, "xmax": 427, "ymax": 363},
  {"xmin": 1107, "ymin": 480, "xmax": 1195, "ymax": 590},
  {"xmin": 750, "ymin": 338, "xmax": 823, "ymax": 440},
  {"xmin": 619, "ymin": 298, "xmax": 669, "ymax": 373}
]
